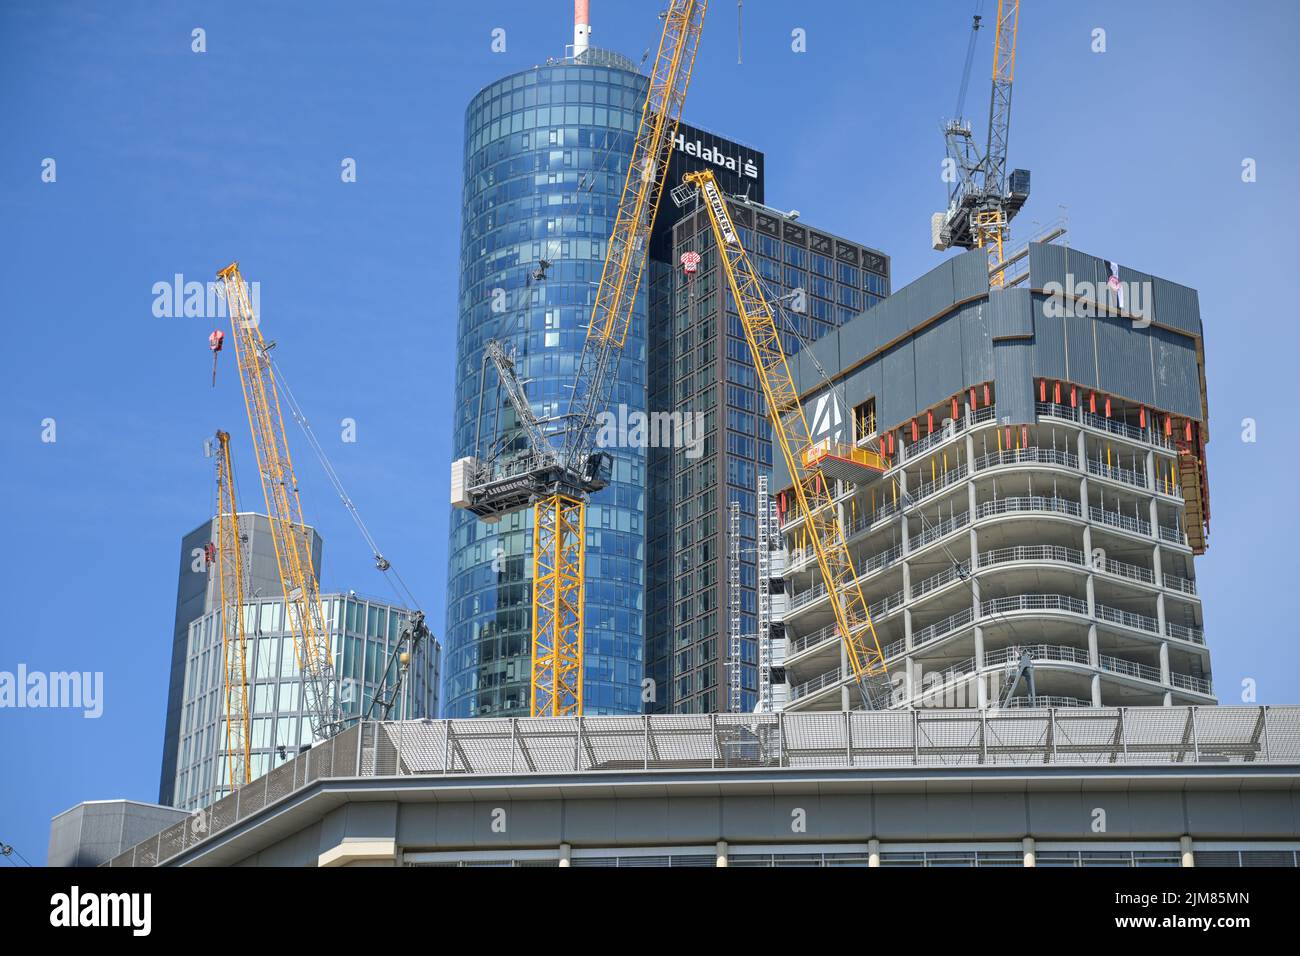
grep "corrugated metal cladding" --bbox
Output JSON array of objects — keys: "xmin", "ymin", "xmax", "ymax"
[
  {"xmin": 1063, "ymin": 310, "xmax": 1099, "ymax": 388},
  {"xmin": 1031, "ymin": 296, "xmax": 1067, "ymax": 381},
  {"xmin": 1151, "ymin": 325, "xmax": 1203, "ymax": 418},
  {"xmin": 1152, "ymin": 277, "xmax": 1202, "ymax": 336},
  {"xmin": 1095, "ymin": 313, "xmax": 1155, "ymax": 405},
  {"xmin": 959, "ymin": 301, "xmax": 994, "ymax": 385},
  {"xmin": 993, "ymin": 338, "xmax": 1036, "ymax": 424},
  {"xmin": 989, "ymin": 288, "xmax": 1033, "ymax": 339},
  {"xmin": 913, "ymin": 310, "xmax": 965, "ymax": 410},
  {"xmin": 881, "ymin": 340, "xmax": 917, "ymax": 427},
  {"xmin": 776, "ymin": 243, "xmax": 1206, "ymax": 487}
]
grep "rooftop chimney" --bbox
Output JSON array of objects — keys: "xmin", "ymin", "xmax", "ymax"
[{"xmin": 574, "ymin": 0, "xmax": 591, "ymax": 57}]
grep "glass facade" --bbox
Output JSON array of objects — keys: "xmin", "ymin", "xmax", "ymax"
[
  {"xmin": 172, "ymin": 593, "xmax": 438, "ymax": 811},
  {"xmin": 445, "ymin": 53, "xmax": 650, "ymax": 717},
  {"xmin": 647, "ymin": 203, "xmax": 889, "ymax": 713}
]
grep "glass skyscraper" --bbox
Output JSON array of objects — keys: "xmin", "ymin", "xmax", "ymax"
[
  {"xmin": 445, "ymin": 48, "xmax": 652, "ymax": 717},
  {"xmin": 172, "ymin": 592, "xmax": 437, "ymax": 811}
]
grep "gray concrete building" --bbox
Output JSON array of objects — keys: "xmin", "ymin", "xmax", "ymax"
[
  {"xmin": 768, "ymin": 241, "xmax": 1211, "ymax": 713},
  {"xmin": 103, "ymin": 706, "xmax": 1300, "ymax": 867},
  {"xmin": 49, "ymin": 799, "xmax": 188, "ymax": 867}
]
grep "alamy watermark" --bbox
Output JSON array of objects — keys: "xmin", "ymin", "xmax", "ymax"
[
  {"xmin": 594, "ymin": 404, "xmax": 705, "ymax": 458},
  {"xmin": 152, "ymin": 273, "xmax": 260, "ymax": 322},
  {"xmin": 1043, "ymin": 264, "xmax": 1151, "ymax": 327},
  {"xmin": 0, "ymin": 665, "xmax": 103, "ymax": 718}
]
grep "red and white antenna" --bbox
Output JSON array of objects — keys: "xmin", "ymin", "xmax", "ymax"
[{"xmin": 574, "ymin": 0, "xmax": 591, "ymax": 57}]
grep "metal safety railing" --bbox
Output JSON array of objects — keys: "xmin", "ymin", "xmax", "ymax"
[{"xmin": 108, "ymin": 706, "xmax": 1300, "ymax": 867}]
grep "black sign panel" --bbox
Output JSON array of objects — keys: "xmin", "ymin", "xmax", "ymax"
[{"xmin": 652, "ymin": 121, "xmax": 765, "ymax": 261}]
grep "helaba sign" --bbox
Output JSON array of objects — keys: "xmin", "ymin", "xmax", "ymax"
[{"xmin": 674, "ymin": 132, "xmax": 759, "ymax": 180}]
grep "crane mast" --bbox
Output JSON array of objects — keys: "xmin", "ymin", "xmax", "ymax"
[
  {"xmin": 213, "ymin": 429, "xmax": 251, "ymax": 789},
  {"xmin": 530, "ymin": 0, "xmax": 709, "ymax": 717},
  {"xmin": 933, "ymin": 0, "xmax": 1028, "ymax": 288},
  {"xmin": 217, "ymin": 262, "xmax": 339, "ymax": 742},
  {"xmin": 683, "ymin": 169, "xmax": 891, "ymax": 709}
]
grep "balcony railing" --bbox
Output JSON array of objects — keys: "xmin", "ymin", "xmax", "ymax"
[
  {"xmin": 912, "ymin": 606, "xmax": 976, "ymax": 648},
  {"xmin": 1095, "ymin": 602, "xmax": 1160, "ymax": 635},
  {"xmin": 1163, "ymin": 573, "xmax": 1198, "ymax": 596},
  {"xmin": 905, "ymin": 463, "xmax": 967, "ymax": 502},
  {"xmin": 1089, "ymin": 506, "xmax": 1152, "ymax": 537},
  {"xmin": 912, "ymin": 560, "xmax": 973, "ymax": 599},
  {"xmin": 977, "ymin": 544, "xmax": 1084, "ymax": 570},
  {"xmin": 1171, "ymin": 672, "xmax": 1213, "ymax": 695},
  {"xmin": 1099, "ymin": 654, "xmax": 1163, "ymax": 684},
  {"xmin": 984, "ymin": 643, "xmax": 1091, "ymax": 668},
  {"xmin": 975, "ymin": 447, "xmax": 1079, "ymax": 472},
  {"xmin": 790, "ymin": 667, "xmax": 847, "ymax": 700},
  {"xmin": 1086, "ymin": 458, "xmax": 1147, "ymax": 489},
  {"xmin": 977, "ymin": 495, "xmax": 1081, "ymax": 521},
  {"xmin": 909, "ymin": 510, "xmax": 970, "ymax": 551},
  {"xmin": 982, "ymin": 593, "xmax": 1089, "ymax": 618},
  {"xmin": 1036, "ymin": 401, "xmax": 1175, "ymax": 451},
  {"xmin": 1099, "ymin": 556, "xmax": 1155, "ymax": 586},
  {"xmin": 1165, "ymin": 621, "xmax": 1206, "ymax": 646},
  {"xmin": 1158, "ymin": 524, "xmax": 1187, "ymax": 546}
]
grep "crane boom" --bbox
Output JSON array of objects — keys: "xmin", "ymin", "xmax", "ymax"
[
  {"xmin": 218, "ymin": 262, "xmax": 339, "ymax": 741},
  {"xmin": 685, "ymin": 169, "xmax": 891, "ymax": 708},
  {"xmin": 213, "ymin": 429, "xmax": 252, "ymax": 789},
  {"xmin": 530, "ymin": 0, "xmax": 709, "ymax": 717}
]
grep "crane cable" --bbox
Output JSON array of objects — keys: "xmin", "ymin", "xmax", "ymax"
[{"xmin": 265, "ymin": 353, "xmax": 421, "ymax": 614}]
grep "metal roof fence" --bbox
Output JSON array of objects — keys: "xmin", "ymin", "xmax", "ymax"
[{"xmin": 108, "ymin": 706, "xmax": 1300, "ymax": 867}]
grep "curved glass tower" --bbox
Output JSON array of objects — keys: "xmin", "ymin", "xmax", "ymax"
[{"xmin": 445, "ymin": 49, "xmax": 650, "ymax": 717}]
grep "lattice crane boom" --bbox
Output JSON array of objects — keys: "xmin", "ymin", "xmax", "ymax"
[
  {"xmin": 213, "ymin": 429, "xmax": 252, "ymax": 789},
  {"xmin": 685, "ymin": 169, "xmax": 890, "ymax": 708},
  {"xmin": 530, "ymin": 0, "xmax": 709, "ymax": 717},
  {"xmin": 217, "ymin": 262, "xmax": 339, "ymax": 741}
]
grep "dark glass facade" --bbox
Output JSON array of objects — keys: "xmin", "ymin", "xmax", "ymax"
[
  {"xmin": 647, "ymin": 203, "xmax": 889, "ymax": 713},
  {"xmin": 445, "ymin": 53, "xmax": 651, "ymax": 717}
]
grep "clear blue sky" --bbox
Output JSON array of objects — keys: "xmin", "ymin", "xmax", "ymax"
[{"xmin": 1, "ymin": 0, "xmax": 1296, "ymax": 865}]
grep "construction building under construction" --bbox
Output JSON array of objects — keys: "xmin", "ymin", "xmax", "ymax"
[{"xmin": 765, "ymin": 241, "xmax": 1211, "ymax": 713}]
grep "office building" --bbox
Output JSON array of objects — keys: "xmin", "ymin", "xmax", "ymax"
[{"xmin": 647, "ymin": 200, "xmax": 889, "ymax": 713}]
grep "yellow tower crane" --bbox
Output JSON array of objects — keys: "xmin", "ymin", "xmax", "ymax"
[
  {"xmin": 532, "ymin": 0, "xmax": 708, "ymax": 716},
  {"xmin": 681, "ymin": 169, "xmax": 891, "ymax": 708},
  {"xmin": 217, "ymin": 262, "xmax": 339, "ymax": 742},
  {"xmin": 212, "ymin": 429, "xmax": 252, "ymax": 789}
]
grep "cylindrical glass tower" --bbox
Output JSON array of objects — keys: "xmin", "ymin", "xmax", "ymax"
[{"xmin": 445, "ymin": 49, "xmax": 649, "ymax": 717}]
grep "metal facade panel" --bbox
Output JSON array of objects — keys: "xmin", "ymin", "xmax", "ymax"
[
  {"xmin": 992, "ymin": 338, "xmax": 1036, "ymax": 424},
  {"xmin": 989, "ymin": 288, "xmax": 1033, "ymax": 339},
  {"xmin": 1067, "ymin": 247, "xmax": 1108, "ymax": 294},
  {"xmin": 951, "ymin": 248, "xmax": 990, "ymax": 300},
  {"xmin": 1095, "ymin": 313, "xmax": 1156, "ymax": 405},
  {"xmin": 1031, "ymin": 294, "xmax": 1067, "ymax": 380},
  {"xmin": 913, "ymin": 311, "xmax": 965, "ymax": 409},
  {"xmin": 959, "ymin": 301, "xmax": 994, "ymax": 386},
  {"xmin": 906, "ymin": 259, "xmax": 957, "ymax": 325},
  {"xmin": 1151, "ymin": 325, "xmax": 1203, "ymax": 419},
  {"xmin": 1063, "ymin": 311, "xmax": 1099, "ymax": 387},
  {"xmin": 881, "ymin": 340, "xmax": 917, "ymax": 427},
  {"xmin": 1028, "ymin": 241, "xmax": 1068, "ymax": 290},
  {"xmin": 1152, "ymin": 277, "xmax": 1202, "ymax": 335}
]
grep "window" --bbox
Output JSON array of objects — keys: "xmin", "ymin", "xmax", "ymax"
[{"xmin": 854, "ymin": 397, "xmax": 877, "ymax": 440}]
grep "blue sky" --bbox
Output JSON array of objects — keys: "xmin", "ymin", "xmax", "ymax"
[{"xmin": 1, "ymin": 0, "xmax": 1296, "ymax": 865}]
